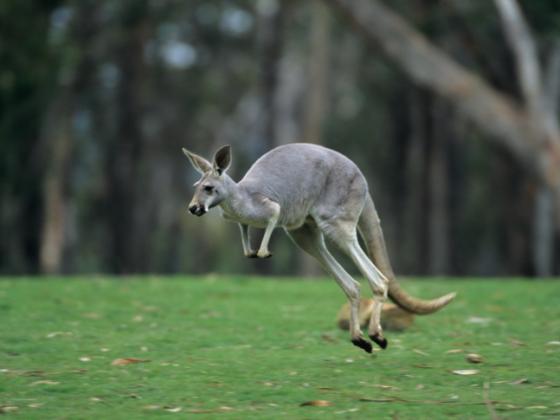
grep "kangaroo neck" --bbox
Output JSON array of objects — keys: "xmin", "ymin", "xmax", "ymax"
[{"xmin": 219, "ymin": 177, "xmax": 251, "ymax": 220}]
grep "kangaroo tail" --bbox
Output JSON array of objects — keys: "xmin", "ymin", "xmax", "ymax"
[{"xmin": 358, "ymin": 194, "xmax": 456, "ymax": 315}]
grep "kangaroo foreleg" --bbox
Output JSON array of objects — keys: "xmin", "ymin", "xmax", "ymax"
[
  {"xmin": 256, "ymin": 199, "xmax": 280, "ymax": 258},
  {"xmin": 238, "ymin": 224, "xmax": 257, "ymax": 258}
]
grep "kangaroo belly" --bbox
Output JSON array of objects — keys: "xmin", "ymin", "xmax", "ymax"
[
  {"xmin": 279, "ymin": 206, "xmax": 313, "ymax": 230},
  {"xmin": 240, "ymin": 143, "xmax": 368, "ymax": 229}
]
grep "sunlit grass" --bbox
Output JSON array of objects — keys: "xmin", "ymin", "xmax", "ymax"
[{"xmin": 1, "ymin": 277, "xmax": 559, "ymax": 418}]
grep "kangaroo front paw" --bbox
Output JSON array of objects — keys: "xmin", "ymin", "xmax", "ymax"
[
  {"xmin": 351, "ymin": 337, "xmax": 373, "ymax": 353},
  {"xmin": 369, "ymin": 333, "xmax": 388, "ymax": 350},
  {"xmin": 256, "ymin": 250, "xmax": 272, "ymax": 258}
]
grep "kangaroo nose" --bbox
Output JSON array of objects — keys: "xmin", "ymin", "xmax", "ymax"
[{"xmin": 188, "ymin": 204, "xmax": 206, "ymax": 216}]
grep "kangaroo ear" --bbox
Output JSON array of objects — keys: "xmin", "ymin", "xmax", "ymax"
[
  {"xmin": 213, "ymin": 145, "xmax": 232, "ymax": 175},
  {"xmin": 182, "ymin": 148, "xmax": 212, "ymax": 174}
]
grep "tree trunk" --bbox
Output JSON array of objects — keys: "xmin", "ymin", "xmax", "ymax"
[
  {"xmin": 39, "ymin": 96, "xmax": 73, "ymax": 274},
  {"xmin": 106, "ymin": 3, "xmax": 151, "ymax": 273},
  {"xmin": 257, "ymin": 0, "xmax": 288, "ymax": 152},
  {"xmin": 408, "ymin": 89, "xmax": 431, "ymax": 275},
  {"xmin": 388, "ymin": 85, "xmax": 412, "ymax": 272},
  {"xmin": 533, "ymin": 186, "xmax": 554, "ymax": 276},
  {"xmin": 39, "ymin": 2, "xmax": 98, "ymax": 274},
  {"xmin": 300, "ymin": 0, "xmax": 331, "ymax": 276},
  {"xmin": 302, "ymin": 0, "xmax": 330, "ymax": 144},
  {"xmin": 429, "ymin": 99, "xmax": 450, "ymax": 275}
]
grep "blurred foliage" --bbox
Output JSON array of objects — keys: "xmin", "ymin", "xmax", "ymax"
[{"xmin": 0, "ymin": 0, "xmax": 559, "ymax": 276}]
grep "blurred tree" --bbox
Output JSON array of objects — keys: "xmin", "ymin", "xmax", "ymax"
[
  {"xmin": 300, "ymin": 0, "xmax": 331, "ymax": 276},
  {"xmin": 2, "ymin": 0, "xmax": 560, "ymax": 277},
  {"xmin": 40, "ymin": 1, "xmax": 100, "ymax": 274},
  {"xmin": 327, "ymin": 0, "xmax": 560, "ymax": 276},
  {"xmin": 0, "ymin": 0, "xmax": 62, "ymax": 273},
  {"xmin": 104, "ymin": 0, "xmax": 152, "ymax": 273}
]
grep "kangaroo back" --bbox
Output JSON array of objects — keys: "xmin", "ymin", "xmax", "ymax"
[{"xmin": 358, "ymin": 194, "xmax": 456, "ymax": 314}]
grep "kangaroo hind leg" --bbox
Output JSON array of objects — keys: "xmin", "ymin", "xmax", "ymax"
[
  {"xmin": 286, "ymin": 223, "xmax": 372, "ymax": 354},
  {"xmin": 323, "ymin": 220, "xmax": 389, "ymax": 349}
]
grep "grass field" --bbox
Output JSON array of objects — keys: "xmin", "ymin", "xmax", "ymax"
[{"xmin": 1, "ymin": 277, "xmax": 559, "ymax": 419}]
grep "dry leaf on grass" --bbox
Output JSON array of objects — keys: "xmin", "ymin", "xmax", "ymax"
[
  {"xmin": 451, "ymin": 369, "xmax": 479, "ymax": 376},
  {"xmin": 335, "ymin": 408, "xmax": 359, "ymax": 414},
  {"xmin": 46, "ymin": 331, "xmax": 73, "ymax": 338},
  {"xmin": 413, "ymin": 364, "xmax": 435, "ymax": 369},
  {"xmin": 510, "ymin": 339, "xmax": 526, "ymax": 347},
  {"xmin": 187, "ymin": 406, "xmax": 234, "ymax": 414},
  {"xmin": 300, "ymin": 400, "xmax": 332, "ymax": 407},
  {"xmin": 446, "ymin": 349, "xmax": 464, "ymax": 354},
  {"xmin": 465, "ymin": 316, "xmax": 492, "ymax": 325},
  {"xmin": 30, "ymin": 380, "xmax": 60, "ymax": 386},
  {"xmin": 146, "ymin": 405, "xmax": 234, "ymax": 414},
  {"xmin": 164, "ymin": 406, "xmax": 182, "ymax": 413},
  {"xmin": 466, "ymin": 353, "xmax": 483, "ymax": 363},
  {"xmin": 510, "ymin": 378, "xmax": 530, "ymax": 385},
  {"xmin": 111, "ymin": 357, "xmax": 150, "ymax": 366},
  {"xmin": 371, "ymin": 384, "xmax": 399, "ymax": 390},
  {"xmin": 0, "ymin": 406, "xmax": 18, "ymax": 413},
  {"xmin": 22, "ymin": 370, "xmax": 45, "ymax": 377},
  {"xmin": 359, "ymin": 396, "xmax": 405, "ymax": 403}
]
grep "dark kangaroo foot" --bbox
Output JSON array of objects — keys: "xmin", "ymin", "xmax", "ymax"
[
  {"xmin": 369, "ymin": 333, "xmax": 388, "ymax": 350},
  {"xmin": 351, "ymin": 337, "xmax": 373, "ymax": 353},
  {"xmin": 245, "ymin": 251, "xmax": 258, "ymax": 258}
]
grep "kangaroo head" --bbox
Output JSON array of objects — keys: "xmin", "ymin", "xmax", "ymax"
[{"xmin": 182, "ymin": 145, "xmax": 232, "ymax": 216}]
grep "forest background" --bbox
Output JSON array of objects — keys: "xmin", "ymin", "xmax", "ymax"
[{"xmin": 2, "ymin": 0, "xmax": 560, "ymax": 278}]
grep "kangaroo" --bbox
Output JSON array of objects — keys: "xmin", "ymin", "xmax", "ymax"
[{"xmin": 183, "ymin": 143, "xmax": 456, "ymax": 353}]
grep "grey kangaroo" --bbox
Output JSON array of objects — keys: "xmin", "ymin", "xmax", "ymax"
[{"xmin": 183, "ymin": 143, "xmax": 455, "ymax": 353}]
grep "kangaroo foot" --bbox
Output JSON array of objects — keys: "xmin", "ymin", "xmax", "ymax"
[
  {"xmin": 256, "ymin": 250, "xmax": 272, "ymax": 258},
  {"xmin": 369, "ymin": 333, "xmax": 388, "ymax": 350},
  {"xmin": 351, "ymin": 337, "xmax": 372, "ymax": 353},
  {"xmin": 245, "ymin": 251, "xmax": 258, "ymax": 258}
]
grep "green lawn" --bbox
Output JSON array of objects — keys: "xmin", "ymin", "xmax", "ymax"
[{"xmin": 0, "ymin": 277, "xmax": 559, "ymax": 419}]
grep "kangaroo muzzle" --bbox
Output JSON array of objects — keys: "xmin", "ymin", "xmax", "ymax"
[{"xmin": 188, "ymin": 204, "xmax": 206, "ymax": 216}]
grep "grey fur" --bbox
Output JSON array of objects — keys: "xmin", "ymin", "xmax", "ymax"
[{"xmin": 183, "ymin": 143, "xmax": 455, "ymax": 352}]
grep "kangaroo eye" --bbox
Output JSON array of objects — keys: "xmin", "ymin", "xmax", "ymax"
[{"xmin": 203, "ymin": 185, "xmax": 214, "ymax": 193}]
